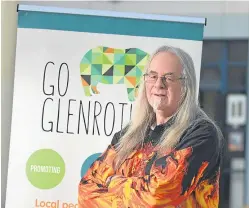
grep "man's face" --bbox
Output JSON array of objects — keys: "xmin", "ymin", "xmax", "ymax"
[{"xmin": 145, "ymin": 52, "xmax": 184, "ymax": 117}]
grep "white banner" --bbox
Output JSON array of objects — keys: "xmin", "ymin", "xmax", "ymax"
[{"xmin": 5, "ymin": 5, "xmax": 205, "ymax": 208}]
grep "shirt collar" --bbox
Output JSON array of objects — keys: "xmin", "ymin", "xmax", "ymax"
[{"xmin": 151, "ymin": 115, "xmax": 175, "ymax": 132}]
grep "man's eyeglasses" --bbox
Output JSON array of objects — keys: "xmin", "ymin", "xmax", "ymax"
[{"xmin": 143, "ymin": 73, "xmax": 185, "ymax": 85}]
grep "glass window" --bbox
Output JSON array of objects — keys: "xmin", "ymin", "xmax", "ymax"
[
  {"xmin": 200, "ymin": 67, "xmax": 221, "ymax": 88},
  {"xmin": 199, "ymin": 91, "xmax": 224, "ymax": 127},
  {"xmin": 228, "ymin": 67, "xmax": 247, "ymax": 90},
  {"xmin": 202, "ymin": 41, "xmax": 224, "ymax": 63},
  {"xmin": 228, "ymin": 40, "xmax": 248, "ymax": 62}
]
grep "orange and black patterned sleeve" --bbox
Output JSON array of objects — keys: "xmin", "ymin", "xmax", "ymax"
[{"xmin": 78, "ymin": 133, "xmax": 120, "ymax": 206}]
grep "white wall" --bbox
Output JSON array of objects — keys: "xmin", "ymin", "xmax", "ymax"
[
  {"xmin": 1, "ymin": 2, "xmax": 18, "ymax": 208},
  {"xmin": 1, "ymin": 1, "xmax": 249, "ymax": 207}
]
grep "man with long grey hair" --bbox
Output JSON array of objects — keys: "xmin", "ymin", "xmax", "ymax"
[{"xmin": 78, "ymin": 45, "xmax": 223, "ymax": 208}]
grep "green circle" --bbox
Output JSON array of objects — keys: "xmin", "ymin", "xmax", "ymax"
[{"xmin": 26, "ymin": 149, "xmax": 65, "ymax": 189}]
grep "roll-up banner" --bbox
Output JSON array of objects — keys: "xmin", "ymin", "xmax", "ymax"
[{"xmin": 5, "ymin": 4, "xmax": 205, "ymax": 208}]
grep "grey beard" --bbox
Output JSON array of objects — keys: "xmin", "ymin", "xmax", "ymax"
[{"xmin": 152, "ymin": 97, "xmax": 162, "ymax": 112}]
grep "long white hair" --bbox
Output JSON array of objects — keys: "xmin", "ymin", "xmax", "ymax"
[{"xmin": 113, "ymin": 45, "xmax": 223, "ymax": 169}]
